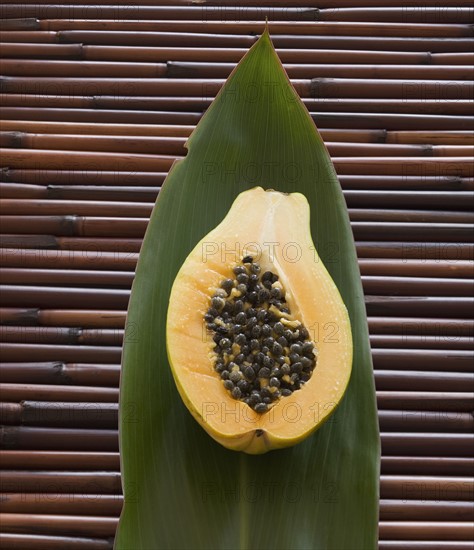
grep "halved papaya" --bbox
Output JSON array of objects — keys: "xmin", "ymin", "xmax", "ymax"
[{"xmin": 166, "ymin": 187, "xmax": 352, "ymax": 454}]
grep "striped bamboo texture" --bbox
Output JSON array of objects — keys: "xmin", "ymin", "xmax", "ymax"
[{"xmin": 0, "ymin": 1, "xmax": 473, "ymax": 548}]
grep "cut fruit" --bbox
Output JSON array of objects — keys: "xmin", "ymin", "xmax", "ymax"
[{"xmin": 166, "ymin": 187, "xmax": 352, "ymax": 454}]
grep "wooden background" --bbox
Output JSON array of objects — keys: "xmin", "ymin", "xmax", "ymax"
[{"xmin": 0, "ymin": 1, "xmax": 473, "ymax": 548}]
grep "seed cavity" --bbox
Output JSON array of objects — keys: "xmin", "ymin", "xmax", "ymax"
[{"xmin": 205, "ymin": 256, "xmax": 317, "ymax": 413}]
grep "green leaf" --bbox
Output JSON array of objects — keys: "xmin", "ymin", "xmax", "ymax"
[{"xmin": 116, "ymin": 29, "xmax": 380, "ymax": 550}]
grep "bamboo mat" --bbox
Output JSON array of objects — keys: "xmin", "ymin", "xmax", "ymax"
[{"xmin": 0, "ymin": 1, "xmax": 473, "ymax": 549}]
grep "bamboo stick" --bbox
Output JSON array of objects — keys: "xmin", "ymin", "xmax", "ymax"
[
  {"xmin": 0, "ymin": 235, "xmax": 142, "ymax": 252},
  {"xmin": 0, "ymin": 533, "xmax": 112, "ymax": 550},
  {"xmin": 359, "ymin": 260, "xmax": 474, "ymax": 278},
  {"xmin": 368, "ymin": 317, "xmax": 474, "ymax": 337},
  {"xmin": 167, "ymin": 61, "xmax": 474, "ymax": 80},
  {"xmin": 377, "ymin": 393, "xmax": 474, "ymax": 413},
  {"xmin": 0, "ymin": 108, "xmax": 201, "ymax": 124},
  {"xmin": 0, "ymin": 31, "xmax": 58, "ymax": 43},
  {"xmin": 3, "ymin": 59, "xmax": 474, "ymax": 80},
  {"xmin": 356, "ymin": 242, "xmax": 474, "ymax": 260},
  {"xmin": 0, "ymin": 451, "xmax": 120, "ymax": 470},
  {"xmin": 0, "ymin": 342, "xmax": 122, "ymax": 362},
  {"xmin": 0, "ymin": 426, "xmax": 118, "ymax": 451},
  {"xmin": 0, "ymin": 309, "xmax": 128, "ymax": 328},
  {"xmin": 0, "ymin": 363, "xmax": 121, "ymax": 386},
  {"xmin": 354, "ymin": 222, "xmax": 473, "ymax": 242},
  {"xmin": 381, "ymin": 457, "xmax": 474, "ymax": 476},
  {"xmin": 351, "ymin": 210, "xmax": 473, "ymax": 223},
  {"xmin": 0, "ymin": 43, "xmax": 434, "ymax": 64},
  {"xmin": 379, "ymin": 410, "xmax": 474, "ymax": 433},
  {"xmin": 375, "ymin": 371, "xmax": 474, "ymax": 392},
  {"xmin": 53, "ymin": 31, "xmax": 474, "ymax": 52},
  {"xmin": 379, "ymin": 542, "xmax": 474, "ymax": 550},
  {"xmin": 380, "ymin": 476, "xmax": 474, "ymax": 501},
  {"xmin": 379, "ymin": 521, "xmax": 474, "ymax": 540},
  {"xmin": 0, "ymin": 494, "xmax": 123, "ymax": 516},
  {"xmin": 370, "ymin": 335, "xmax": 474, "ymax": 351},
  {"xmin": 0, "ymin": 512, "xmax": 118, "ymax": 537},
  {"xmin": 366, "ymin": 296, "xmax": 474, "ymax": 318},
  {"xmin": 0, "ymin": 470, "xmax": 121, "ymax": 494},
  {"xmin": 0, "ymin": 383, "xmax": 119, "ymax": 402},
  {"xmin": 372, "ymin": 350, "xmax": 474, "ymax": 372},
  {"xmin": 0, "ymin": 401, "xmax": 119, "ymax": 429},
  {"xmin": 387, "ymin": 131, "xmax": 474, "ymax": 145},
  {"xmin": 381, "ymin": 433, "xmax": 474, "ymax": 456},
  {"xmin": 38, "ymin": 20, "xmax": 474, "ymax": 38},
  {"xmin": 2, "ymin": 0, "xmax": 472, "ymax": 7},
  {"xmin": 318, "ymin": 7, "xmax": 474, "ymax": 24},
  {"xmin": 0, "ymin": 19, "xmax": 39, "ymax": 31},
  {"xmin": 0, "ymin": 59, "xmax": 168, "ymax": 78},
  {"xmin": 0, "ymin": 268, "xmax": 134, "ymax": 287},
  {"xmin": 0, "ymin": 199, "xmax": 153, "ymax": 217},
  {"xmin": 0, "ymin": 286, "xmax": 130, "ymax": 310}
]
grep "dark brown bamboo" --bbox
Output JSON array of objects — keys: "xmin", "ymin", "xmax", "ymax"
[
  {"xmin": 0, "ymin": 199, "xmax": 153, "ymax": 217},
  {"xmin": 0, "ymin": 451, "xmax": 120, "ymax": 470},
  {"xmin": 378, "ymin": 521, "xmax": 474, "ymax": 540},
  {"xmin": 346, "ymin": 191, "xmax": 474, "ymax": 209},
  {"xmin": 0, "ymin": 43, "xmax": 435, "ymax": 64},
  {"xmin": 381, "ymin": 457, "xmax": 474, "ymax": 476},
  {"xmin": 0, "ymin": 363, "xmax": 121, "ymax": 386},
  {"xmin": 0, "ymin": 493, "xmax": 123, "ymax": 516},
  {"xmin": 2, "ymin": 0, "xmax": 472, "ymax": 7},
  {"xmin": 0, "ymin": 513, "xmax": 118, "ymax": 537},
  {"xmin": 0, "ymin": 216, "xmax": 147, "ymax": 237},
  {"xmin": 335, "ymin": 158, "xmax": 474, "ymax": 177},
  {"xmin": 38, "ymin": 20, "xmax": 474, "ymax": 38},
  {"xmin": 0, "ymin": 383, "xmax": 119, "ymax": 402},
  {"xmin": 379, "ymin": 542, "xmax": 474, "ymax": 550},
  {"xmin": 0, "ymin": 470, "xmax": 121, "ymax": 494},
  {"xmin": 54, "ymin": 31, "xmax": 474, "ymax": 53},
  {"xmin": 0, "ymin": 269, "xmax": 134, "ymax": 287},
  {"xmin": 380, "ymin": 476, "xmax": 474, "ymax": 501},
  {"xmin": 366, "ymin": 296, "xmax": 474, "ymax": 318},
  {"xmin": 0, "ymin": 286, "xmax": 130, "ymax": 309},
  {"xmin": 0, "ymin": 235, "xmax": 142, "ymax": 252},
  {"xmin": 318, "ymin": 7, "xmax": 474, "ymax": 24},
  {"xmin": 359, "ymin": 260, "xmax": 474, "ymax": 278},
  {"xmin": 387, "ymin": 131, "xmax": 474, "ymax": 145},
  {"xmin": 351, "ymin": 210, "xmax": 473, "ymax": 223},
  {"xmin": 368, "ymin": 317, "xmax": 474, "ymax": 337},
  {"xmin": 0, "ymin": 59, "xmax": 167, "ymax": 78},
  {"xmin": 0, "ymin": 343, "xmax": 121, "ymax": 363},
  {"xmin": 378, "ymin": 410, "xmax": 474, "ymax": 433},
  {"xmin": 0, "ymin": 107, "xmax": 201, "ymax": 124},
  {"xmin": 356, "ymin": 242, "xmax": 474, "ymax": 260},
  {"xmin": 0, "ymin": 533, "xmax": 112, "ymax": 550},
  {"xmin": 372, "ymin": 349, "xmax": 474, "ymax": 372},
  {"xmin": 377, "ymin": 392, "xmax": 474, "ymax": 413},
  {"xmin": 433, "ymin": 52, "xmax": 474, "ymax": 65},
  {"xmin": 0, "ymin": 401, "xmax": 118, "ymax": 429},
  {"xmin": 168, "ymin": 60, "xmax": 474, "ymax": 80},
  {"xmin": 0, "ymin": 248, "xmax": 138, "ymax": 269},
  {"xmin": 0, "ymin": 18, "xmax": 39, "ymax": 31},
  {"xmin": 381, "ymin": 433, "xmax": 474, "ymax": 457},
  {"xmin": 2, "ymin": 7, "xmax": 322, "ymax": 22},
  {"xmin": 0, "ymin": 182, "xmax": 48, "ymax": 199},
  {"xmin": 0, "ymin": 31, "xmax": 58, "ymax": 43},
  {"xmin": 0, "ymin": 149, "xmax": 175, "ymax": 171},
  {"xmin": 375, "ymin": 371, "xmax": 474, "ymax": 392},
  {"xmin": 0, "ymin": 308, "xmax": 128, "ymax": 328},
  {"xmin": 370, "ymin": 335, "xmax": 474, "ymax": 351},
  {"xmin": 0, "ymin": 42, "xmax": 83, "ymax": 59},
  {"xmin": 0, "ymin": 120, "xmax": 195, "ymax": 137},
  {"xmin": 0, "ymin": 426, "xmax": 118, "ymax": 451}
]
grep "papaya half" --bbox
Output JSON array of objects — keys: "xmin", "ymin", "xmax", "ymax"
[{"xmin": 166, "ymin": 187, "xmax": 352, "ymax": 454}]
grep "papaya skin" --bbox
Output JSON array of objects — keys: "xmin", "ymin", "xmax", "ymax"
[{"xmin": 166, "ymin": 187, "xmax": 352, "ymax": 454}]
